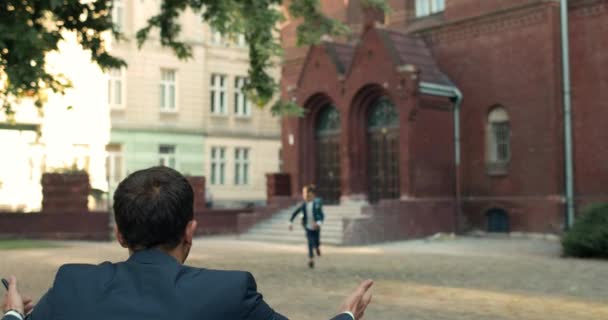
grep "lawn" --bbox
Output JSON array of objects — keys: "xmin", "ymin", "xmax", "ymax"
[{"xmin": 0, "ymin": 239, "xmax": 61, "ymax": 250}]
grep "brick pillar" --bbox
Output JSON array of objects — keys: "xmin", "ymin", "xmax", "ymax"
[
  {"xmin": 41, "ymin": 172, "xmax": 90, "ymax": 213},
  {"xmin": 266, "ymin": 173, "xmax": 292, "ymax": 205},
  {"xmin": 186, "ymin": 176, "xmax": 206, "ymax": 213}
]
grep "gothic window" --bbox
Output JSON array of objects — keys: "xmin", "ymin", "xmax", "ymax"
[{"xmin": 487, "ymin": 107, "xmax": 511, "ymax": 174}]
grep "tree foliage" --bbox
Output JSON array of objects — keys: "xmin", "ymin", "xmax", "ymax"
[{"xmin": 0, "ymin": 0, "xmax": 387, "ymax": 117}]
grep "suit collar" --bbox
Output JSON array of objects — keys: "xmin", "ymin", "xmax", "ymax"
[{"xmin": 127, "ymin": 248, "xmax": 182, "ymax": 266}]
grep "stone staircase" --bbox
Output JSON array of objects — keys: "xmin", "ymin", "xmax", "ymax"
[{"xmin": 239, "ymin": 203, "xmax": 365, "ymax": 245}]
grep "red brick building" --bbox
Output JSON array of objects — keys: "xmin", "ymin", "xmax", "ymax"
[{"xmin": 278, "ymin": 0, "xmax": 608, "ymax": 238}]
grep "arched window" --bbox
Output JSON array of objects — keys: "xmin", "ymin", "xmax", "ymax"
[
  {"xmin": 315, "ymin": 105, "xmax": 340, "ymax": 136},
  {"xmin": 487, "ymin": 107, "xmax": 510, "ymax": 173}
]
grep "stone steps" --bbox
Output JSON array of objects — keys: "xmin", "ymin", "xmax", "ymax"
[{"xmin": 240, "ymin": 204, "xmax": 365, "ymax": 246}]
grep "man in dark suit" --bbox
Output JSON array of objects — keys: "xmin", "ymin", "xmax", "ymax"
[
  {"xmin": 289, "ymin": 184, "xmax": 324, "ymax": 269},
  {"xmin": 2, "ymin": 167, "xmax": 373, "ymax": 320}
]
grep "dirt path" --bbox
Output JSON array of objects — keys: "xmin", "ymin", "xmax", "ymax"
[{"xmin": 1, "ymin": 237, "xmax": 606, "ymax": 319}]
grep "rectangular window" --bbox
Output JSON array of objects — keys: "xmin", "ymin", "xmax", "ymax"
[
  {"xmin": 112, "ymin": 0, "xmax": 124, "ymax": 32},
  {"xmin": 159, "ymin": 145, "xmax": 176, "ymax": 169},
  {"xmin": 210, "ymin": 147, "xmax": 226, "ymax": 185},
  {"xmin": 108, "ymin": 68, "xmax": 125, "ymax": 108},
  {"xmin": 210, "ymin": 28, "xmax": 223, "ymax": 45},
  {"xmin": 211, "ymin": 74, "xmax": 227, "ymax": 115},
  {"xmin": 106, "ymin": 144, "xmax": 124, "ymax": 186},
  {"xmin": 416, "ymin": 0, "xmax": 445, "ymax": 17},
  {"xmin": 234, "ymin": 77, "xmax": 250, "ymax": 116},
  {"xmin": 278, "ymin": 148, "xmax": 283, "ymax": 173},
  {"xmin": 492, "ymin": 122, "xmax": 510, "ymax": 162},
  {"xmin": 160, "ymin": 69, "xmax": 177, "ymax": 111},
  {"xmin": 234, "ymin": 148, "xmax": 250, "ymax": 185}
]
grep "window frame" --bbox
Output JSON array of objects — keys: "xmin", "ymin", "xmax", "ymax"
[
  {"xmin": 158, "ymin": 144, "xmax": 177, "ymax": 169},
  {"xmin": 234, "ymin": 76, "xmax": 250, "ymax": 117},
  {"xmin": 486, "ymin": 107, "xmax": 511, "ymax": 175},
  {"xmin": 160, "ymin": 69, "xmax": 178, "ymax": 112},
  {"xmin": 108, "ymin": 67, "xmax": 126, "ymax": 109},
  {"xmin": 211, "ymin": 74, "xmax": 228, "ymax": 115},
  {"xmin": 106, "ymin": 144, "xmax": 125, "ymax": 187},
  {"xmin": 112, "ymin": 0, "xmax": 125, "ymax": 32},
  {"xmin": 415, "ymin": 0, "xmax": 445, "ymax": 18},
  {"xmin": 234, "ymin": 147, "xmax": 250, "ymax": 185},
  {"xmin": 210, "ymin": 147, "xmax": 227, "ymax": 185}
]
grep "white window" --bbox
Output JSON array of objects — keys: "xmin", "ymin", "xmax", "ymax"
[
  {"xmin": 210, "ymin": 147, "xmax": 226, "ymax": 185},
  {"xmin": 211, "ymin": 74, "xmax": 227, "ymax": 115},
  {"xmin": 487, "ymin": 107, "xmax": 511, "ymax": 164},
  {"xmin": 112, "ymin": 0, "xmax": 124, "ymax": 31},
  {"xmin": 211, "ymin": 28, "xmax": 224, "ymax": 45},
  {"xmin": 234, "ymin": 77, "xmax": 250, "ymax": 116},
  {"xmin": 106, "ymin": 144, "xmax": 124, "ymax": 187},
  {"xmin": 159, "ymin": 145, "xmax": 176, "ymax": 168},
  {"xmin": 416, "ymin": 0, "xmax": 445, "ymax": 17},
  {"xmin": 160, "ymin": 69, "xmax": 177, "ymax": 111},
  {"xmin": 108, "ymin": 68, "xmax": 125, "ymax": 108},
  {"xmin": 234, "ymin": 148, "xmax": 250, "ymax": 185}
]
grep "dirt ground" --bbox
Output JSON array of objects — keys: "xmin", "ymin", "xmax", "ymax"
[{"xmin": 1, "ymin": 236, "xmax": 607, "ymax": 320}]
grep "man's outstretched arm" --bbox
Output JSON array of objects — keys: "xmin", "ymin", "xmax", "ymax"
[{"xmin": 240, "ymin": 272, "xmax": 373, "ymax": 320}]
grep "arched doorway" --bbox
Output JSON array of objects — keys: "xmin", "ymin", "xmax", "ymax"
[
  {"xmin": 486, "ymin": 208, "xmax": 510, "ymax": 233},
  {"xmin": 315, "ymin": 104, "xmax": 341, "ymax": 204},
  {"xmin": 367, "ymin": 96, "xmax": 400, "ymax": 203}
]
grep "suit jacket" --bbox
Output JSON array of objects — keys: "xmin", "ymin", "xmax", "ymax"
[
  {"xmin": 4, "ymin": 249, "xmax": 351, "ymax": 320},
  {"xmin": 289, "ymin": 198, "xmax": 325, "ymax": 229}
]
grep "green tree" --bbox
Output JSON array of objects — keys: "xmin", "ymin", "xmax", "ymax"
[{"xmin": 0, "ymin": 0, "xmax": 386, "ymax": 117}]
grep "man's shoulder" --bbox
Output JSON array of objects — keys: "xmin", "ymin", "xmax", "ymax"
[
  {"xmin": 56, "ymin": 261, "xmax": 115, "ymax": 279},
  {"xmin": 182, "ymin": 266, "xmax": 251, "ymax": 283}
]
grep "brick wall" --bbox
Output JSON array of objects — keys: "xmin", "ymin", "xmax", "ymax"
[
  {"xmin": 0, "ymin": 211, "xmax": 110, "ymax": 241},
  {"xmin": 343, "ymin": 199, "xmax": 457, "ymax": 245},
  {"xmin": 194, "ymin": 209, "xmax": 253, "ymax": 236},
  {"xmin": 425, "ymin": 2, "xmax": 565, "ymax": 232},
  {"xmin": 41, "ymin": 173, "xmax": 90, "ymax": 213},
  {"xmin": 279, "ymin": 0, "xmax": 608, "ymax": 236},
  {"xmin": 569, "ymin": 0, "xmax": 608, "ymax": 202}
]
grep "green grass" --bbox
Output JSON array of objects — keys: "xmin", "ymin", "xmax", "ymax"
[{"xmin": 0, "ymin": 239, "xmax": 61, "ymax": 250}]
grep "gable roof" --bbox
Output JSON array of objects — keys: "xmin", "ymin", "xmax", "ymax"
[
  {"xmin": 323, "ymin": 42, "xmax": 355, "ymax": 75},
  {"xmin": 377, "ymin": 29, "xmax": 453, "ymax": 86},
  {"xmin": 295, "ymin": 26, "xmax": 455, "ymax": 91}
]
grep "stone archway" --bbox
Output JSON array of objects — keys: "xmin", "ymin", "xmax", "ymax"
[
  {"xmin": 298, "ymin": 93, "xmax": 342, "ymax": 202},
  {"xmin": 366, "ymin": 96, "xmax": 400, "ymax": 203},
  {"xmin": 349, "ymin": 84, "xmax": 401, "ymax": 203},
  {"xmin": 314, "ymin": 104, "xmax": 341, "ymax": 204}
]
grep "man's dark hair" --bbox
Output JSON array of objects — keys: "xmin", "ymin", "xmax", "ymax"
[
  {"xmin": 113, "ymin": 166, "xmax": 194, "ymax": 249},
  {"xmin": 304, "ymin": 184, "xmax": 317, "ymax": 195}
]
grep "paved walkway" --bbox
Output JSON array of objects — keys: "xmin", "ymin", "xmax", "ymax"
[{"xmin": 1, "ymin": 236, "xmax": 606, "ymax": 319}]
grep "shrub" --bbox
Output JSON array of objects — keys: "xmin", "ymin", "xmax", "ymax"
[{"xmin": 562, "ymin": 203, "xmax": 608, "ymax": 259}]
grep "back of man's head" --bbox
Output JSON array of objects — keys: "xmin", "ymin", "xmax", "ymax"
[{"xmin": 113, "ymin": 166, "xmax": 194, "ymax": 250}]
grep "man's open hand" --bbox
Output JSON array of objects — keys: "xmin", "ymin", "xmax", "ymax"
[
  {"xmin": 2, "ymin": 276, "xmax": 25, "ymax": 315},
  {"xmin": 340, "ymin": 280, "xmax": 374, "ymax": 319}
]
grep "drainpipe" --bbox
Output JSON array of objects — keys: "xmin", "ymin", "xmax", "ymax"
[
  {"xmin": 419, "ymin": 82, "xmax": 463, "ymax": 233},
  {"xmin": 560, "ymin": 0, "xmax": 575, "ymax": 229}
]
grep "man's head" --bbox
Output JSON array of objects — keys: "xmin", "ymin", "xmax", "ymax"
[
  {"xmin": 113, "ymin": 166, "xmax": 197, "ymax": 259},
  {"xmin": 302, "ymin": 184, "xmax": 316, "ymax": 201}
]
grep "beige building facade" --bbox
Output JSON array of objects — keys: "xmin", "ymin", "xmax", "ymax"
[{"xmin": 107, "ymin": 0, "xmax": 281, "ymax": 207}]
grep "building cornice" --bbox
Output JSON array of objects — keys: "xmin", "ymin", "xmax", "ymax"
[{"xmin": 111, "ymin": 126, "xmax": 280, "ymax": 140}]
